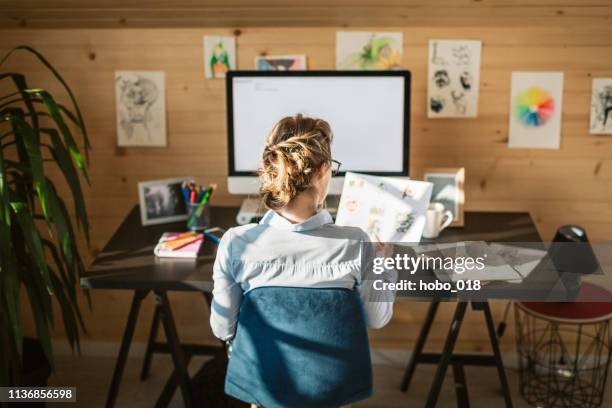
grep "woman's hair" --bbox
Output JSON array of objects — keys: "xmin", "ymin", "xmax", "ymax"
[{"xmin": 258, "ymin": 114, "xmax": 333, "ymax": 210}]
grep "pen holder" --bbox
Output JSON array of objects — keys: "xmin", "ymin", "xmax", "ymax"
[{"xmin": 186, "ymin": 203, "xmax": 211, "ymax": 231}]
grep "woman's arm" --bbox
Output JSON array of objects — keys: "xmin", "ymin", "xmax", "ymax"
[
  {"xmin": 358, "ymin": 232, "xmax": 398, "ymax": 329},
  {"xmin": 209, "ymin": 229, "xmax": 243, "ymax": 340}
]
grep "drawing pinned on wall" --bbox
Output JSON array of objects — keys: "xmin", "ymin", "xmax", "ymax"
[
  {"xmin": 336, "ymin": 172, "xmax": 432, "ymax": 242},
  {"xmin": 589, "ymin": 78, "xmax": 612, "ymax": 134},
  {"xmin": 115, "ymin": 71, "xmax": 166, "ymax": 147},
  {"xmin": 203, "ymin": 36, "xmax": 236, "ymax": 79},
  {"xmin": 336, "ymin": 32, "xmax": 403, "ymax": 70},
  {"xmin": 427, "ymin": 40, "xmax": 481, "ymax": 118},
  {"xmin": 255, "ymin": 55, "xmax": 307, "ymax": 71},
  {"xmin": 508, "ymin": 72, "xmax": 564, "ymax": 149}
]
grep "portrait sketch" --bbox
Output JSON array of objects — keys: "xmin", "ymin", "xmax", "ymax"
[
  {"xmin": 115, "ymin": 71, "xmax": 167, "ymax": 147},
  {"xmin": 590, "ymin": 78, "xmax": 612, "ymax": 134}
]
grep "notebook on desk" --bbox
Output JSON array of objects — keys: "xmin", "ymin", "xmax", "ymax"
[{"xmin": 154, "ymin": 232, "xmax": 204, "ymax": 258}]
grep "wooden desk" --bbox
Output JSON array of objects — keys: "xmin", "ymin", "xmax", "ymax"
[{"xmin": 83, "ymin": 205, "xmax": 540, "ymax": 408}]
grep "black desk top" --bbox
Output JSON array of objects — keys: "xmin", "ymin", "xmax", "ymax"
[
  {"xmin": 81, "ymin": 206, "xmax": 237, "ymax": 292},
  {"xmin": 81, "ymin": 206, "xmax": 540, "ymax": 292}
]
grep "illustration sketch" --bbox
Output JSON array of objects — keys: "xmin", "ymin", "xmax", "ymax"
[
  {"xmin": 590, "ymin": 78, "xmax": 612, "ymax": 134},
  {"xmin": 336, "ymin": 172, "xmax": 433, "ymax": 242},
  {"xmin": 115, "ymin": 71, "xmax": 166, "ymax": 147},
  {"xmin": 395, "ymin": 212, "xmax": 415, "ymax": 234},
  {"xmin": 430, "ymin": 97, "xmax": 445, "ymax": 113},
  {"xmin": 451, "ymin": 91, "xmax": 467, "ymax": 114},
  {"xmin": 508, "ymin": 72, "xmax": 563, "ymax": 149},
  {"xmin": 336, "ymin": 32, "xmax": 403, "ymax": 70},
  {"xmin": 203, "ymin": 36, "xmax": 236, "ymax": 79},
  {"xmin": 256, "ymin": 55, "xmax": 307, "ymax": 71},
  {"xmin": 433, "ymin": 70, "xmax": 451, "ymax": 88},
  {"xmin": 430, "ymin": 41, "xmax": 448, "ymax": 66},
  {"xmin": 427, "ymin": 40, "xmax": 481, "ymax": 118}
]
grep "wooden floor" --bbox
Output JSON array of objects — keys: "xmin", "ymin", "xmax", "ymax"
[{"xmin": 46, "ymin": 351, "xmax": 612, "ymax": 407}]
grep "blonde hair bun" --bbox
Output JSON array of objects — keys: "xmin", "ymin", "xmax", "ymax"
[{"xmin": 258, "ymin": 114, "xmax": 333, "ymax": 210}]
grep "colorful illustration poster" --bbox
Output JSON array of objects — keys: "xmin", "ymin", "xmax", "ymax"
[
  {"xmin": 255, "ymin": 55, "xmax": 307, "ymax": 71},
  {"xmin": 203, "ymin": 36, "xmax": 236, "ymax": 79},
  {"xmin": 590, "ymin": 78, "xmax": 612, "ymax": 134},
  {"xmin": 335, "ymin": 172, "xmax": 433, "ymax": 242},
  {"xmin": 508, "ymin": 72, "xmax": 564, "ymax": 149},
  {"xmin": 336, "ymin": 32, "xmax": 403, "ymax": 70},
  {"xmin": 427, "ymin": 40, "xmax": 482, "ymax": 118},
  {"xmin": 115, "ymin": 71, "xmax": 166, "ymax": 147}
]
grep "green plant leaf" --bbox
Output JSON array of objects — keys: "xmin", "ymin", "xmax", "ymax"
[
  {"xmin": 2, "ymin": 108, "xmax": 33, "ymax": 196},
  {"xmin": 10, "ymin": 201, "xmax": 53, "ymax": 291},
  {"xmin": 0, "ymin": 205, "xmax": 22, "ymax": 361},
  {"xmin": 9, "ymin": 74, "xmax": 40, "ymax": 135},
  {"xmin": 22, "ymin": 275, "xmax": 54, "ymax": 370},
  {"xmin": 41, "ymin": 128, "xmax": 90, "ymax": 243},
  {"xmin": 9, "ymin": 114, "xmax": 50, "ymax": 221},
  {"xmin": 0, "ymin": 141, "xmax": 11, "ymax": 225},
  {"xmin": 28, "ymin": 90, "xmax": 90, "ymax": 184},
  {"xmin": 48, "ymin": 270, "xmax": 80, "ymax": 353},
  {"xmin": 1, "ymin": 46, "xmax": 91, "ymax": 163},
  {"xmin": 41, "ymin": 239, "xmax": 87, "ymax": 333}
]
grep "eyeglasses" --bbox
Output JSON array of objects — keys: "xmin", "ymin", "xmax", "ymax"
[{"xmin": 331, "ymin": 159, "xmax": 342, "ymax": 176}]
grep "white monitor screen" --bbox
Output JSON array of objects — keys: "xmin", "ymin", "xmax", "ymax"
[{"xmin": 228, "ymin": 72, "xmax": 409, "ymax": 175}]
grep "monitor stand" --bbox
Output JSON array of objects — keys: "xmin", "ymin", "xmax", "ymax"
[{"xmin": 236, "ymin": 195, "xmax": 340, "ymax": 225}]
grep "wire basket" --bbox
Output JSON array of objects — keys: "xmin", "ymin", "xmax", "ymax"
[{"xmin": 514, "ymin": 302, "xmax": 612, "ymax": 408}]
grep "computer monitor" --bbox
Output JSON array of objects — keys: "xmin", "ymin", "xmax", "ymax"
[{"xmin": 226, "ymin": 70, "xmax": 411, "ymax": 194}]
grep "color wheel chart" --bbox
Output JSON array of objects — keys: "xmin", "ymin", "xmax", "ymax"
[{"xmin": 515, "ymin": 86, "xmax": 554, "ymax": 127}]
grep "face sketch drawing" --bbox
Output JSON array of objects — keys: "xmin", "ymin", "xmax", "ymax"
[
  {"xmin": 434, "ymin": 70, "xmax": 451, "ymax": 88},
  {"xmin": 451, "ymin": 91, "xmax": 467, "ymax": 114},
  {"xmin": 460, "ymin": 71, "xmax": 473, "ymax": 91},
  {"xmin": 430, "ymin": 97, "xmax": 445, "ymax": 113},
  {"xmin": 452, "ymin": 45, "xmax": 471, "ymax": 65},
  {"xmin": 597, "ymin": 85, "xmax": 612, "ymax": 127},
  {"xmin": 118, "ymin": 75, "xmax": 159, "ymax": 142}
]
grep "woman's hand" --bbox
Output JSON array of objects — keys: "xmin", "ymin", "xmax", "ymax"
[{"xmin": 373, "ymin": 234, "xmax": 394, "ymax": 258}]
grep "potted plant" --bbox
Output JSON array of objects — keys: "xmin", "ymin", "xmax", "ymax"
[{"xmin": 0, "ymin": 46, "xmax": 90, "ymax": 386}]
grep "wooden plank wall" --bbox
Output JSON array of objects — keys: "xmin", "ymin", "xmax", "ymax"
[{"xmin": 1, "ymin": 21, "xmax": 611, "ymax": 351}]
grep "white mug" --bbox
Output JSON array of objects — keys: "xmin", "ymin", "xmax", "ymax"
[{"xmin": 423, "ymin": 203, "xmax": 454, "ymax": 239}]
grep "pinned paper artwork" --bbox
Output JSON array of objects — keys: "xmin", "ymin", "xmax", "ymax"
[
  {"xmin": 115, "ymin": 71, "xmax": 166, "ymax": 147},
  {"xmin": 335, "ymin": 172, "xmax": 432, "ymax": 242},
  {"xmin": 508, "ymin": 72, "xmax": 563, "ymax": 149},
  {"xmin": 589, "ymin": 78, "xmax": 612, "ymax": 134},
  {"xmin": 336, "ymin": 32, "xmax": 403, "ymax": 70},
  {"xmin": 204, "ymin": 36, "xmax": 236, "ymax": 79},
  {"xmin": 427, "ymin": 40, "xmax": 481, "ymax": 118},
  {"xmin": 256, "ymin": 55, "xmax": 307, "ymax": 71}
]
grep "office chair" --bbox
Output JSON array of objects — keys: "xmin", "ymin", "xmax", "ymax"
[{"xmin": 224, "ymin": 286, "xmax": 373, "ymax": 408}]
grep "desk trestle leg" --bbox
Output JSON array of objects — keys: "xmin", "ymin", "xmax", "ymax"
[
  {"xmin": 106, "ymin": 290, "xmax": 149, "ymax": 408},
  {"xmin": 400, "ymin": 301, "xmax": 513, "ymax": 408}
]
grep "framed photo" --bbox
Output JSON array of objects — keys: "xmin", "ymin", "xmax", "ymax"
[
  {"xmin": 423, "ymin": 167, "xmax": 465, "ymax": 227},
  {"xmin": 138, "ymin": 177, "xmax": 194, "ymax": 226}
]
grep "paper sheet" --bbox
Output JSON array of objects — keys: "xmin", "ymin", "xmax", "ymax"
[{"xmin": 335, "ymin": 172, "xmax": 432, "ymax": 242}]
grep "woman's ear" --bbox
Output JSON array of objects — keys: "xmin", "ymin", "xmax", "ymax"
[{"xmin": 315, "ymin": 162, "xmax": 331, "ymax": 180}]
